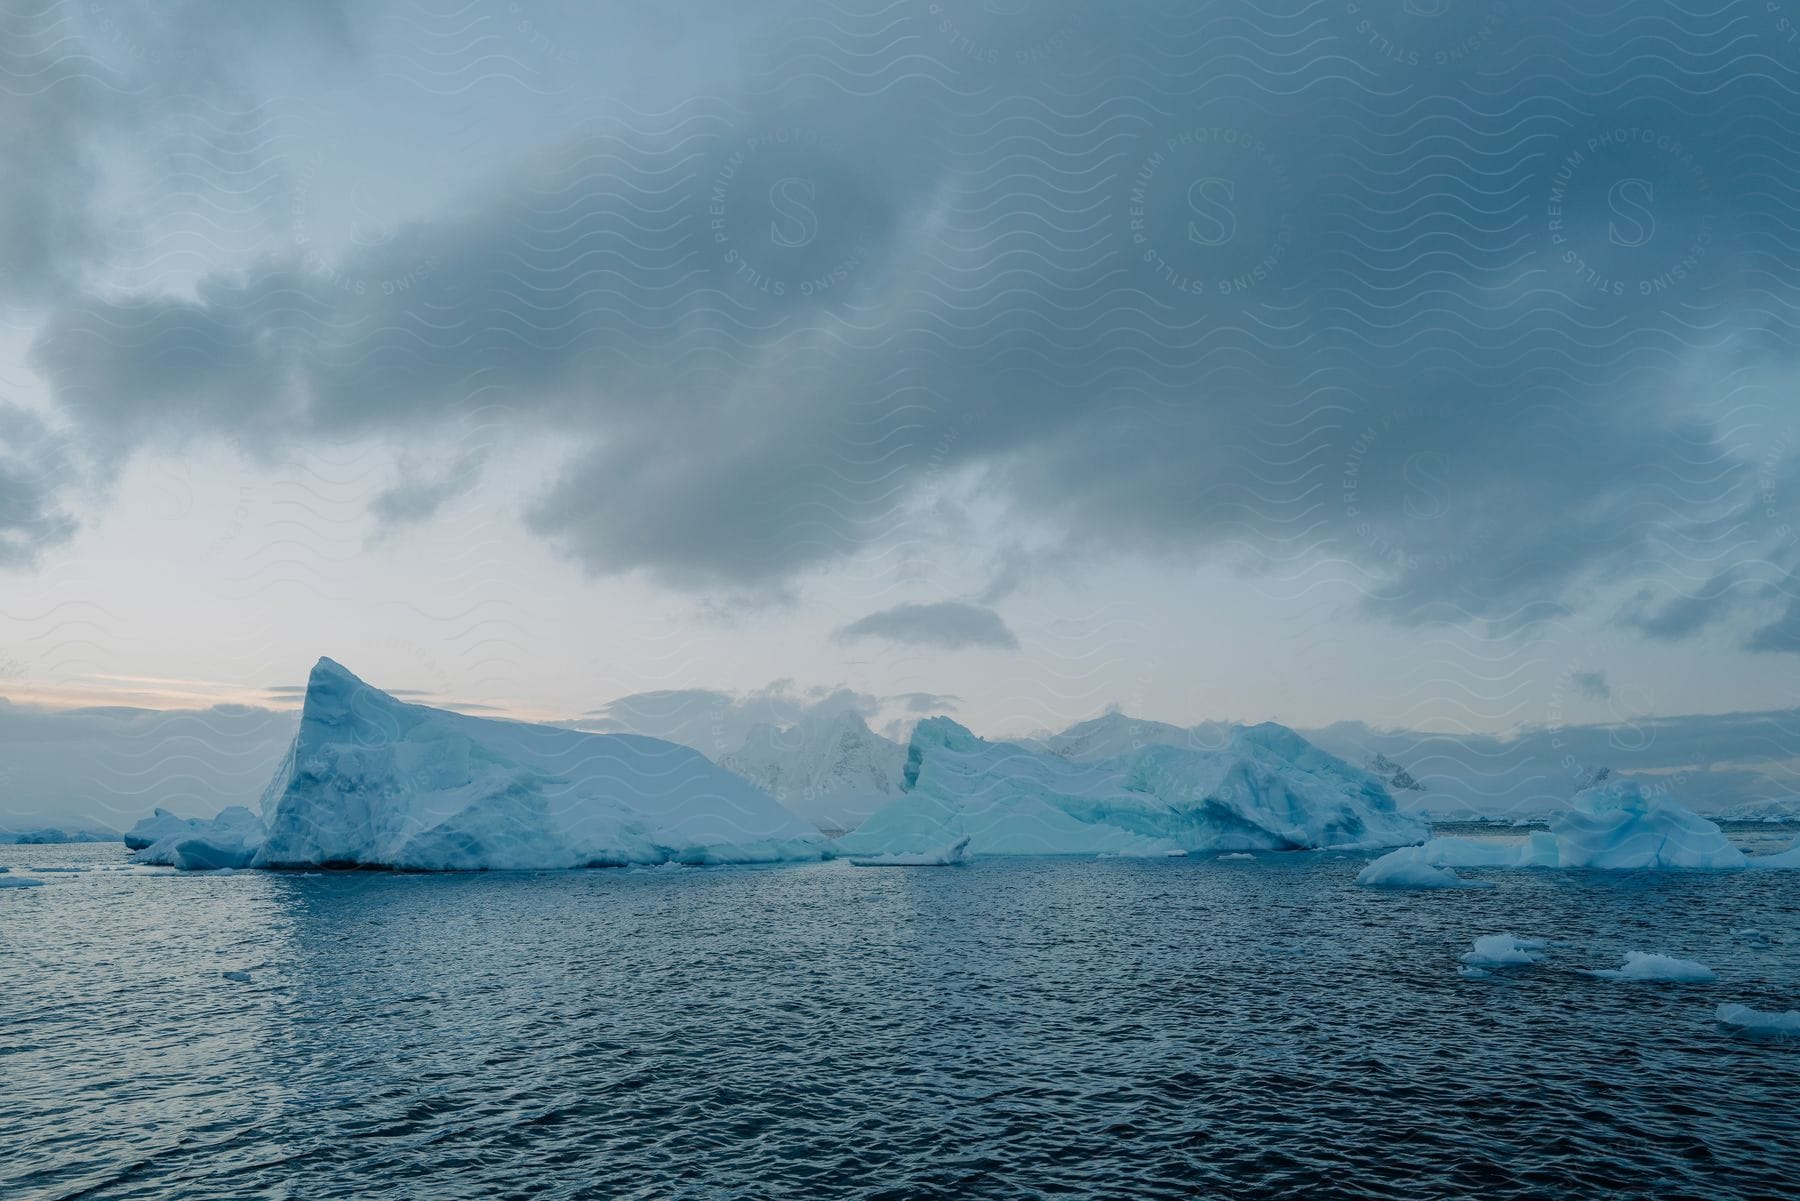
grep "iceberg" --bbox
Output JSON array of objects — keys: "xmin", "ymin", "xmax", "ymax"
[
  {"xmin": 1550, "ymin": 779, "xmax": 1744, "ymax": 870},
  {"xmin": 848, "ymin": 834, "xmax": 970, "ymax": 867},
  {"xmin": 1459, "ymin": 935, "xmax": 1546, "ymax": 968},
  {"xmin": 1715, "ymin": 1003, "xmax": 1800, "ymax": 1036},
  {"xmin": 837, "ymin": 717, "xmax": 1426, "ymax": 859},
  {"xmin": 1356, "ymin": 845, "xmax": 1492, "ymax": 889},
  {"xmin": 250, "ymin": 658, "xmax": 827, "ymax": 871},
  {"xmin": 1582, "ymin": 952, "xmax": 1716, "ymax": 983},
  {"xmin": 131, "ymin": 805, "xmax": 266, "ymax": 870},
  {"xmin": 0, "ymin": 824, "xmax": 117, "ymax": 845},
  {"xmin": 123, "ymin": 808, "xmax": 207, "ymax": 850},
  {"xmin": 1360, "ymin": 779, "xmax": 1747, "ymax": 881}
]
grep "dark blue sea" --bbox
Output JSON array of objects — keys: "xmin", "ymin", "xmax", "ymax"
[{"xmin": 5, "ymin": 830, "xmax": 1800, "ymax": 1200}]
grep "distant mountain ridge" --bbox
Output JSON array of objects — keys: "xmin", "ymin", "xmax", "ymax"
[{"xmin": 719, "ymin": 709, "xmax": 906, "ymax": 832}]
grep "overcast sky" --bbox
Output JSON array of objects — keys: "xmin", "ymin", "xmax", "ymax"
[{"xmin": 6, "ymin": 0, "xmax": 1800, "ymax": 772}]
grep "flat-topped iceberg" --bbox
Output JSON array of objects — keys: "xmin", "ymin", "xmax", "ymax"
[
  {"xmin": 835, "ymin": 717, "xmax": 1425, "ymax": 859},
  {"xmin": 131, "ymin": 805, "xmax": 266, "ymax": 870},
  {"xmin": 246, "ymin": 659, "xmax": 828, "ymax": 871},
  {"xmin": 1358, "ymin": 779, "xmax": 1787, "ymax": 882}
]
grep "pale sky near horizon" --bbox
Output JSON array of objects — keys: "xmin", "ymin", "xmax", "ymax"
[{"xmin": 6, "ymin": 1, "xmax": 1800, "ymax": 748}]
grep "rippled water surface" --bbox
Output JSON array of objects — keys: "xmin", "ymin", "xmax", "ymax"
[{"xmin": 5, "ymin": 833, "xmax": 1800, "ymax": 1200}]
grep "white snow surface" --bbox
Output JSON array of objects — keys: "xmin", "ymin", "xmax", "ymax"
[
  {"xmin": 1583, "ymin": 952, "xmax": 1717, "ymax": 982},
  {"xmin": 130, "ymin": 806, "xmax": 266, "ymax": 870},
  {"xmin": 836, "ymin": 717, "xmax": 1426, "ymax": 859},
  {"xmin": 718, "ymin": 710, "xmax": 905, "ymax": 832},
  {"xmin": 1360, "ymin": 780, "xmax": 1750, "ymax": 878},
  {"xmin": 848, "ymin": 834, "xmax": 971, "ymax": 867},
  {"xmin": 123, "ymin": 808, "xmax": 207, "ymax": 850},
  {"xmin": 251, "ymin": 658, "xmax": 828, "ymax": 871}
]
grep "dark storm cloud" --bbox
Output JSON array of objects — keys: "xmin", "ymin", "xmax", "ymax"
[
  {"xmin": 368, "ymin": 450, "xmax": 488, "ymax": 533},
  {"xmin": 20, "ymin": 1, "xmax": 1800, "ymax": 646},
  {"xmin": 0, "ymin": 406, "xmax": 78, "ymax": 567},
  {"xmin": 0, "ymin": 2, "xmax": 351, "ymax": 305},
  {"xmin": 835, "ymin": 602, "xmax": 1020, "ymax": 652}
]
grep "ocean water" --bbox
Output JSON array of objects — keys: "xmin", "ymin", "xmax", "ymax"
[{"xmin": 4, "ymin": 834, "xmax": 1799, "ymax": 1201}]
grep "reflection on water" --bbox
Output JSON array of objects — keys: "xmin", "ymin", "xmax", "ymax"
[{"xmin": 4, "ymin": 837, "xmax": 1799, "ymax": 1200}]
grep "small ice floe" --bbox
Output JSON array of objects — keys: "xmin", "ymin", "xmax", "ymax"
[
  {"xmin": 1715, "ymin": 1003, "xmax": 1800, "ymax": 1037},
  {"xmin": 848, "ymin": 835, "xmax": 971, "ymax": 868},
  {"xmin": 221, "ymin": 970, "xmax": 252, "ymax": 983},
  {"xmin": 1163, "ymin": 849, "xmax": 1189, "ymax": 858},
  {"xmin": 1459, "ymin": 934, "xmax": 1546, "ymax": 969},
  {"xmin": 1217, "ymin": 852, "xmax": 1255, "ymax": 861},
  {"xmin": 1746, "ymin": 838, "xmax": 1800, "ymax": 870},
  {"xmin": 1731, "ymin": 928, "xmax": 1773, "ymax": 943},
  {"xmin": 1581, "ymin": 952, "xmax": 1716, "ymax": 983},
  {"xmin": 0, "ymin": 875, "xmax": 45, "ymax": 889},
  {"xmin": 1357, "ymin": 845, "xmax": 1494, "ymax": 889},
  {"xmin": 28, "ymin": 866, "xmax": 85, "ymax": 873}
]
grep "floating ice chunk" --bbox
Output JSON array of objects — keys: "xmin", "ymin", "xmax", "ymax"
[
  {"xmin": 0, "ymin": 875, "xmax": 45, "ymax": 889},
  {"xmin": 849, "ymin": 834, "xmax": 970, "ymax": 867},
  {"xmin": 1217, "ymin": 852, "xmax": 1255, "ymax": 860},
  {"xmin": 221, "ymin": 970, "xmax": 252, "ymax": 983},
  {"xmin": 1357, "ymin": 845, "xmax": 1494, "ymax": 889},
  {"xmin": 1363, "ymin": 782, "xmax": 1748, "ymax": 878},
  {"xmin": 1550, "ymin": 780, "xmax": 1745, "ymax": 870},
  {"xmin": 131, "ymin": 806, "xmax": 266, "ymax": 870},
  {"xmin": 1715, "ymin": 1003, "xmax": 1800, "ymax": 1036},
  {"xmin": 1459, "ymin": 935, "xmax": 1546, "ymax": 968},
  {"xmin": 250, "ymin": 658, "xmax": 827, "ymax": 871},
  {"xmin": 1583, "ymin": 952, "xmax": 1717, "ymax": 982}
]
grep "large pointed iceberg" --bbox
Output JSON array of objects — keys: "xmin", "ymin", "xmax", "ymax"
[
  {"xmin": 835, "ymin": 717, "xmax": 1426, "ymax": 858},
  {"xmin": 250, "ymin": 659, "xmax": 828, "ymax": 870}
]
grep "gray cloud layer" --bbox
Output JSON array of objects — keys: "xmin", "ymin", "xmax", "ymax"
[
  {"xmin": 836, "ymin": 602, "xmax": 1020, "ymax": 651},
  {"xmin": 12, "ymin": 2, "xmax": 1800, "ymax": 651}
]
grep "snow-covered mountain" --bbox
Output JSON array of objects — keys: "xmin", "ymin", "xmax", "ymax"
[
  {"xmin": 719, "ymin": 710, "xmax": 906, "ymax": 832},
  {"xmin": 1040, "ymin": 711, "xmax": 1236, "ymax": 761},
  {"xmin": 1719, "ymin": 796, "xmax": 1800, "ymax": 822}
]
